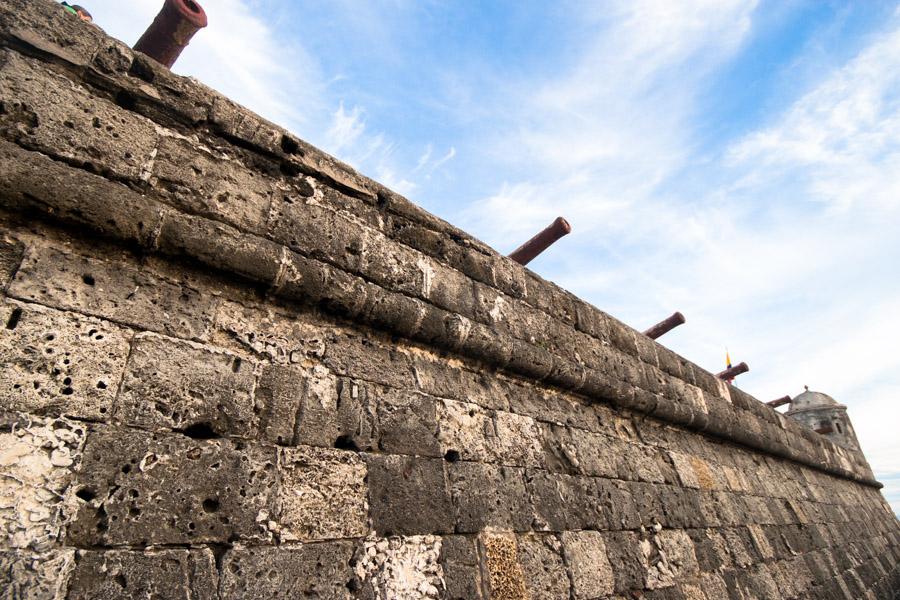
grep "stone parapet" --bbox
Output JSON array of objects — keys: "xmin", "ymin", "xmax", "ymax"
[{"xmin": 0, "ymin": 1, "xmax": 897, "ymax": 598}]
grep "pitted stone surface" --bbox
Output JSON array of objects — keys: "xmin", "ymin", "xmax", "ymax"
[
  {"xmin": 277, "ymin": 445, "xmax": 368, "ymax": 541},
  {"xmin": 220, "ymin": 543, "xmax": 356, "ymax": 599},
  {"xmin": 0, "ymin": 549, "xmax": 75, "ymax": 600},
  {"xmin": 480, "ymin": 533, "xmax": 528, "ymax": 600},
  {"xmin": 515, "ymin": 533, "xmax": 570, "ymax": 599},
  {"xmin": 10, "ymin": 245, "xmax": 217, "ymax": 341},
  {"xmin": 561, "ymin": 530, "xmax": 615, "ymax": 598},
  {"xmin": 0, "ymin": 415, "xmax": 85, "ymax": 551},
  {"xmin": 0, "ymin": 300, "xmax": 129, "ymax": 420},
  {"xmin": 365, "ymin": 454, "xmax": 453, "ymax": 536},
  {"xmin": 0, "ymin": 51, "xmax": 158, "ymax": 182},
  {"xmin": 0, "ymin": 3, "xmax": 898, "ymax": 598},
  {"xmin": 357, "ymin": 535, "xmax": 444, "ymax": 599},
  {"xmin": 68, "ymin": 427, "xmax": 277, "ymax": 546},
  {"xmin": 117, "ymin": 333, "xmax": 259, "ymax": 438},
  {"xmin": 67, "ymin": 548, "xmax": 217, "ymax": 600}
]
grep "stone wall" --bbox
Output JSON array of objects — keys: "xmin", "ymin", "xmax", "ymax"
[{"xmin": 0, "ymin": 1, "xmax": 898, "ymax": 598}]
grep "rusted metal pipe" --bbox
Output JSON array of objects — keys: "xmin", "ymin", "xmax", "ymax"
[
  {"xmin": 767, "ymin": 395, "xmax": 791, "ymax": 408},
  {"xmin": 717, "ymin": 362, "xmax": 749, "ymax": 381},
  {"xmin": 643, "ymin": 312, "xmax": 686, "ymax": 340},
  {"xmin": 134, "ymin": 0, "xmax": 208, "ymax": 69},
  {"xmin": 508, "ymin": 217, "xmax": 571, "ymax": 266}
]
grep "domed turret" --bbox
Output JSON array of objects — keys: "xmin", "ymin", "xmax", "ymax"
[{"xmin": 786, "ymin": 386, "xmax": 862, "ymax": 451}]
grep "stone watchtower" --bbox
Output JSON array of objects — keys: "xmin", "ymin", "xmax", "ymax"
[{"xmin": 786, "ymin": 387, "xmax": 863, "ymax": 451}]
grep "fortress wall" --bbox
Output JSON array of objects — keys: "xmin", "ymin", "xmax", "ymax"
[{"xmin": 0, "ymin": 1, "xmax": 898, "ymax": 598}]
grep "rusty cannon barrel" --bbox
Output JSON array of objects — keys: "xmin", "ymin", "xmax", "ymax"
[
  {"xmin": 717, "ymin": 362, "xmax": 749, "ymax": 381},
  {"xmin": 767, "ymin": 395, "xmax": 791, "ymax": 408},
  {"xmin": 643, "ymin": 312, "xmax": 686, "ymax": 340},
  {"xmin": 508, "ymin": 217, "xmax": 571, "ymax": 266},
  {"xmin": 134, "ymin": 0, "xmax": 208, "ymax": 68}
]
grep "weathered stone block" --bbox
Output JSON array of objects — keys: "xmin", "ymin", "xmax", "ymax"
[
  {"xmin": 365, "ymin": 454, "xmax": 453, "ymax": 536},
  {"xmin": 67, "ymin": 548, "xmax": 217, "ymax": 600},
  {"xmin": 641, "ymin": 529, "xmax": 699, "ymax": 590},
  {"xmin": 448, "ymin": 462, "xmax": 531, "ymax": 533},
  {"xmin": 0, "ymin": 549, "xmax": 75, "ymax": 600},
  {"xmin": 0, "ymin": 232, "xmax": 24, "ymax": 289},
  {"xmin": 68, "ymin": 427, "xmax": 276, "ymax": 545},
  {"xmin": 377, "ymin": 389, "xmax": 440, "ymax": 457},
  {"xmin": 0, "ymin": 139, "xmax": 163, "ymax": 250},
  {"xmin": 152, "ymin": 137, "xmax": 275, "ymax": 234},
  {"xmin": 156, "ymin": 210, "xmax": 284, "ymax": 285},
  {"xmin": 0, "ymin": 52, "xmax": 158, "ymax": 182},
  {"xmin": 436, "ymin": 399, "xmax": 497, "ymax": 463},
  {"xmin": 602, "ymin": 531, "xmax": 646, "ymax": 594},
  {"xmin": 117, "ymin": 333, "xmax": 259, "ymax": 438},
  {"xmin": 493, "ymin": 410, "xmax": 544, "ymax": 468},
  {"xmin": 277, "ymin": 445, "xmax": 367, "ymax": 541},
  {"xmin": 516, "ymin": 534, "xmax": 570, "ymax": 599},
  {"xmin": 0, "ymin": 0, "xmax": 106, "ymax": 67},
  {"xmin": 357, "ymin": 535, "xmax": 444, "ymax": 599},
  {"xmin": 0, "ymin": 415, "xmax": 85, "ymax": 551},
  {"xmin": 220, "ymin": 543, "xmax": 356, "ymax": 599},
  {"xmin": 561, "ymin": 530, "xmax": 615, "ymax": 599},
  {"xmin": 525, "ymin": 469, "xmax": 568, "ymax": 532},
  {"xmin": 440, "ymin": 535, "xmax": 485, "ymax": 600},
  {"xmin": 322, "ymin": 329, "xmax": 416, "ymax": 390},
  {"xmin": 214, "ymin": 300, "xmax": 328, "ymax": 365},
  {"xmin": 9, "ymin": 245, "xmax": 217, "ymax": 340},
  {"xmin": 480, "ymin": 533, "xmax": 528, "ymax": 600},
  {"xmin": 0, "ymin": 301, "xmax": 129, "ymax": 420}
]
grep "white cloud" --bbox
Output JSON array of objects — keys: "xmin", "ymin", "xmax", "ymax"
[{"xmin": 458, "ymin": 0, "xmax": 900, "ymax": 509}]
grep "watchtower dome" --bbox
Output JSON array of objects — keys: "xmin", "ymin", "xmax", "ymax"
[{"xmin": 786, "ymin": 387, "xmax": 863, "ymax": 451}]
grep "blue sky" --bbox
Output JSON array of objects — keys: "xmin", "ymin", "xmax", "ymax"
[{"xmin": 82, "ymin": 0, "xmax": 899, "ymax": 515}]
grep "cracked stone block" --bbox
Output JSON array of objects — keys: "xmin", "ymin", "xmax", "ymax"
[
  {"xmin": 67, "ymin": 548, "xmax": 217, "ymax": 600},
  {"xmin": 151, "ymin": 137, "xmax": 275, "ymax": 234},
  {"xmin": 0, "ymin": 415, "xmax": 85, "ymax": 552},
  {"xmin": 277, "ymin": 445, "xmax": 367, "ymax": 541},
  {"xmin": 214, "ymin": 300, "xmax": 327, "ymax": 365},
  {"xmin": 220, "ymin": 543, "xmax": 357, "ymax": 599},
  {"xmin": 377, "ymin": 389, "xmax": 440, "ymax": 457},
  {"xmin": 357, "ymin": 535, "xmax": 444, "ymax": 599},
  {"xmin": 0, "ymin": 549, "xmax": 75, "ymax": 600},
  {"xmin": 365, "ymin": 454, "xmax": 453, "ymax": 536},
  {"xmin": 480, "ymin": 533, "xmax": 527, "ymax": 600},
  {"xmin": 0, "ymin": 233, "xmax": 24, "ymax": 289},
  {"xmin": 448, "ymin": 462, "xmax": 531, "ymax": 533},
  {"xmin": 9, "ymin": 245, "xmax": 217, "ymax": 341},
  {"xmin": 0, "ymin": 52, "xmax": 158, "ymax": 182},
  {"xmin": 516, "ymin": 534, "xmax": 570, "ymax": 600},
  {"xmin": 641, "ymin": 530, "xmax": 699, "ymax": 590},
  {"xmin": 117, "ymin": 333, "xmax": 259, "ymax": 438},
  {"xmin": 440, "ymin": 535, "xmax": 485, "ymax": 600},
  {"xmin": 67, "ymin": 427, "xmax": 277, "ymax": 546},
  {"xmin": 561, "ymin": 530, "xmax": 615, "ymax": 599},
  {"xmin": 0, "ymin": 301, "xmax": 129, "ymax": 420}
]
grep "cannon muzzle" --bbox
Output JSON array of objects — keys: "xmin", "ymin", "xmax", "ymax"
[
  {"xmin": 134, "ymin": 0, "xmax": 208, "ymax": 68},
  {"xmin": 508, "ymin": 217, "xmax": 571, "ymax": 266},
  {"xmin": 717, "ymin": 362, "xmax": 749, "ymax": 381},
  {"xmin": 767, "ymin": 395, "xmax": 791, "ymax": 408},
  {"xmin": 643, "ymin": 312, "xmax": 686, "ymax": 340}
]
